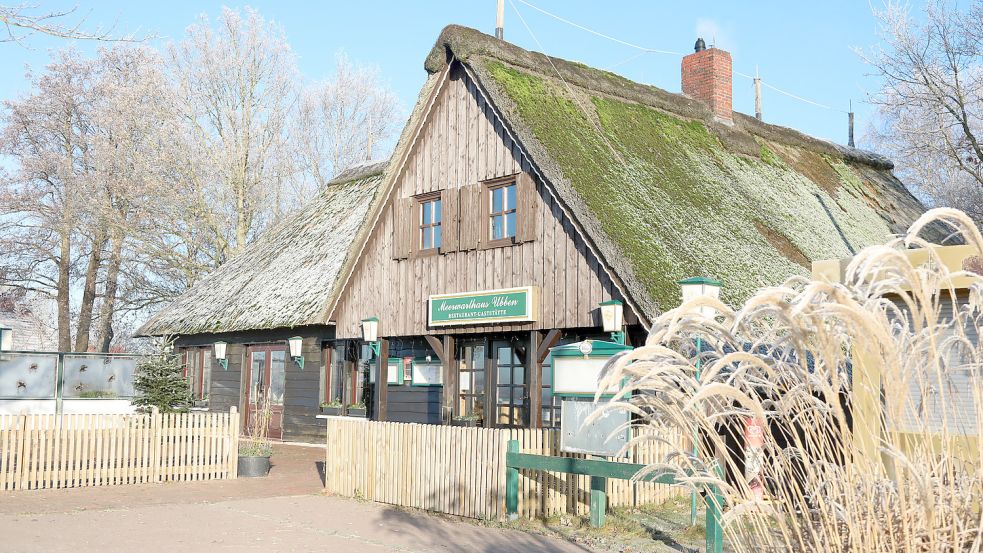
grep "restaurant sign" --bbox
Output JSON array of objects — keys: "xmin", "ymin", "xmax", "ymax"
[{"xmin": 428, "ymin": 287, "xmax": 537, "ymax": 326}]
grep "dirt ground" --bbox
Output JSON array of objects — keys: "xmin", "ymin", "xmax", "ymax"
[{"xmin": 0, "ymin": 444, "xmax": 596, "ymax": 553}]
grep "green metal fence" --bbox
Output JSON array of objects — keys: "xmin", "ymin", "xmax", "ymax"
[{"xmin": 505, "ymin": 439, "xmax": 724, "ymax": 553}]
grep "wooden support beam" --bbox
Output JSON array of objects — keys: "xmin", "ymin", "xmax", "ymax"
[
  {"xmin": 424, "ymin": 335, "xmax": 445, "ymax": 362},
  {"xmin": 528, "ymin": 331, "xmax": 542, "ymax": 428},
  {"xmin": 374, "ymin": 339, "xmax": 389, "ymax": 421},
  {"xmin": 536, "ymin": 329, "xmax": 562, "ymax": 364},
  {"xmin": 440, "ymin": 335, "xmax": 456, "ymax": 424}
]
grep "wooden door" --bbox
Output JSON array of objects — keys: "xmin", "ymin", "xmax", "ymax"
[{"xmin": 245, "ymin": 345, "xmax": 286, "ymax": 440}]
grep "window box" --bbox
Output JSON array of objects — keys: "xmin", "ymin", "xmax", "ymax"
[
  {"xmin": 452, "ymin": 416, "xmax": 481, "ymax": 428},
  {"xmin": 347, "ymin": 405, "xmax": 367, "ymax": 418},
  {"xmin": 320, "ymin": 405, "xmax": 344, "ymax": 416}
]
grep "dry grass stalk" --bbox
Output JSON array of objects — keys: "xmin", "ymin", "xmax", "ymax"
[
  {"xmin": 601, "ymin": 208, "xmax": 983, "ymax": 552},
  {"xmin": 241, "ymin": 391, "xmax": 274, "ymax": 457}
]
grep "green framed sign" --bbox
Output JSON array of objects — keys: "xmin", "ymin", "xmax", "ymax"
[
  {"xmin": 550, "ymin": 340, "xmax": 633, "ymax": 397},
  {"xmin": 428, "ymin": 286, "xmax": 537, "ymax": 327}
]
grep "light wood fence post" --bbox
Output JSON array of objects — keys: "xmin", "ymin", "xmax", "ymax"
[
  {"xmin": 16, "ymin": 415, "xmax": 28, "ymax": 490},
  {"xmin": 229, "ymin": 407, "xmax": 239, "ymax": 478},
  {"xmin": 150, "ymin": 407, "xmax": 161, "ymax": 482}
]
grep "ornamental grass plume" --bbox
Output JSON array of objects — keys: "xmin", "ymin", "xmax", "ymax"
[{"xmin": 601, "ymin": 208, "xmax": 983, "ymax": 552}]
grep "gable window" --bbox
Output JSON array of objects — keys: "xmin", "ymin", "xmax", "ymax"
[
  {"xmin": 418, "ymin": 193, "xmax": 442, "ymax": 251},
  {"xmin": 488, "ymin": 181, "xmax": 516, "ymax": 242}
]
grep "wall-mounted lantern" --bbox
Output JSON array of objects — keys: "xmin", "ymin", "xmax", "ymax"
[
  {"xmin": 288, "ymin": 336, "xmax": 305, "ymax": 370},
  {"xmin": 599, "ymin": 300, "xmax": 625, "ymax": 345},
  {"xmin": 361, "ymin": 316, "xmax": 380, "ymax": 356},
  {"xmin": 0, "ymin": 326, "xmax": 12, "ymax": 351},
  {"xmin": 678, "ymin": 276, "xmax": 722, "ymax": 319},
  {"xmin": 213, "ymin": 341, "xmax": 228, "ymax": 370}
]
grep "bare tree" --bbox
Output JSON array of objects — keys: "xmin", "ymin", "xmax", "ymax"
[
  {"xmin": 0, "ymin": 50, "xmax": 97, "ymax": 350},
  {"xmin": 88, "ymin": 47, "xmax": 179, "ymax": 351},
  {"xmin": 293, "ymin": 54, "xmax": 400, "ymax": 189},
  {"xmin": 1, "ymin": 3, "xmax": 146, "ymax": 44},
  {"xmin": 168, "ymin": 7, "xmax": 299, "ymax": 263},
  {"xmin": 1, "ymin": 7, "xmax": 403, "ymax": 348},
  {"xmin": 0, "ymin": 47, "xmax": 175, "ymax": 351},
  {"xmin": 862, "ymin": 1, "xmax": 982, "ymax": 221}
]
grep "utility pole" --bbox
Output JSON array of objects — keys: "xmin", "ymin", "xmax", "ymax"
[
  {"xmin": 847, "ymin": 100, "xmax": 855, "ymax": 148},
  {"xmin": 753, "ymin": 66, "xmax": 762, "ymax": 121},
  {"xmin": 496, "ymin": 0, "xmax": 504, "ymax": 40}
]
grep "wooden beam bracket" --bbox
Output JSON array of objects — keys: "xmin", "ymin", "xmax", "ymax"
[
  {"xmin": 536, "ymin": 329, "xmax": 562, "ymax": 364},
  {"xmin": 424, "ymin": 335, "xmax": 445, "ymax": 362}
]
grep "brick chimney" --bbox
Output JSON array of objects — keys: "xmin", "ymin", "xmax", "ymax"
[{"xmin": 681, "ymin": 37, "xmax": 732, "ymax": 122}]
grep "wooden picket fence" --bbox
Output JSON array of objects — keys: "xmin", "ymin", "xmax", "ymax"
[
  {"xmin": 0, "ymin": 408, "xmax": 240, "ymax": 491},
  {"xmin": 324, "ymin": 418, "xmax": 680, "ymax": 520}
]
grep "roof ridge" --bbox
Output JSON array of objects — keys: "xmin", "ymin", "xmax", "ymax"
[
  {"xmin": 328, "ymin": 159, "xmax": 391, "ymax": 185},
  {"xmin": 426, "ymin": 24, "xmax": 891, "ymax": 169}
]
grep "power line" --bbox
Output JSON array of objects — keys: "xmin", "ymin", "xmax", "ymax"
[
  {"xmin": 512, "ymin": 0, "xmax": 850, "ymax": 115},
  {"xmin": 513, "ymin": 0, "xmax": 683, "ymax": 56}
]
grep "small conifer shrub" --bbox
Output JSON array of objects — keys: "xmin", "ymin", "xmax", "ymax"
[{"xmin": 133, "ymin": 341, "xmax": 192, "ymax": 413}]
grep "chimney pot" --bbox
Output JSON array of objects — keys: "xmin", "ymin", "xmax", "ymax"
[{"xmin": 681, "ymin": 40, "xmax": 732, "ymax": 122}]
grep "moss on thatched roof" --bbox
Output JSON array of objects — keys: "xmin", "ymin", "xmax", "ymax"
[
  {"xmin": 137, "ymin": 161, "xmax": 388, "ymax": 336},
  {"xmin": 426, "ymin": 25, "xmax": 928, "ymax": 318}
]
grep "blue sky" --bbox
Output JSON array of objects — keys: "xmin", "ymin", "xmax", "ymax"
[{"xmin": 1, "ymin": 1, "xmax": 917, "ymax": 150}]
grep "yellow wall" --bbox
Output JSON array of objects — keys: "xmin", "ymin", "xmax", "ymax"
[{"xmin": 814, "ymin": 245, "xmax": 981, "ymax": 471}]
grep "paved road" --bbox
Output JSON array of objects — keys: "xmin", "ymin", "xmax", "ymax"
[{"xmin": 0, "ymin": 444, "xmax": 594, "ymax": 553}]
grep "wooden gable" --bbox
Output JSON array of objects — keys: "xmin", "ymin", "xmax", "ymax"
[{"xmin": 331, "ymin": 62, "xmax": 637, "ymax": 339}]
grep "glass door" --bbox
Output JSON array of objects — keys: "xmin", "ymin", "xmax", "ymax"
[
  {"xmin": 494, "ymin": 340, "xmax": 528, "ymax": 427},
  {"xmin": 245, "ymin": 345, "xmax": 286, "ymax": 440},
  {"xmin": 458, "ymin": 342, "xmax": 486, "ymax": 425}
]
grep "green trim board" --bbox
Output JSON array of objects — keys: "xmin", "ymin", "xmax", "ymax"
[
  {"xmin": 428, "ymin": 286, "xmax": 537, "ymax": 326},
  {"xmin": 549, "ymin": 340, "xmax": 633, "ymax": 397},
  {"xmin": 410, "ymin": 358, "xmax": 443, "ymax": 387}
]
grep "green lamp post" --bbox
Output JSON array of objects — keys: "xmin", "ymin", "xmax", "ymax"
[{"xmin": 678, "ymin": 276, "xmax": 722, "ymax": 527}]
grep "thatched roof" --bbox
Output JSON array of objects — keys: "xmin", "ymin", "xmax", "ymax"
[
  {"xmin": 137, "ymin": 161, "xmax": 387, "ymax": 336},
  {"xmin": 424, "ymin": 25, "xmax": 930, "ymax": 319}
]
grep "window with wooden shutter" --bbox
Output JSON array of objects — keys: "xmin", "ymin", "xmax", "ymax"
[
  {"xmin": 474, "ymin": 172, "xmax": 537, "ymax": 249},
  {"xmin": 516, "ymin": 172, "xmax": 538, "ymax": 243}
]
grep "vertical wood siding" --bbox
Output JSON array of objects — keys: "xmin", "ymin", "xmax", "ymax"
[{"xmin": 333, "ymin": 62, "xmax": 634, "ymax": 339}]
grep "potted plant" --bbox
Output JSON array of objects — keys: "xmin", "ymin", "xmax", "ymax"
[
  {"xmin": 452, "ymin": 413, "xmax": 482, "ymax": 427},
  {"xmin": 347, "ymin": 402, "xmax": 367, "ymax": 417},
  {"xmin": 320, "ymin": 398, "xmax": 344, "ymax": 416},
  {"xmin": 238, "ymin": 393, "xmax": 273, "ymax": 477}
]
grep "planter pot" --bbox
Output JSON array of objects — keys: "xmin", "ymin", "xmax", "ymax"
[
  {"xmin": 452, "ymin": 419, "xmax": 480, "ymax": 427},
  {"xmin": 320, "ymin": 406, "xmax": 344, "ymax": 416},
  {"xmin": 237, "ymin": 455, "xmax": 271, "ymax": 477},
  {"xmin": 347, "ymin": 407, "xmax": 367, "ymax": 417}
]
